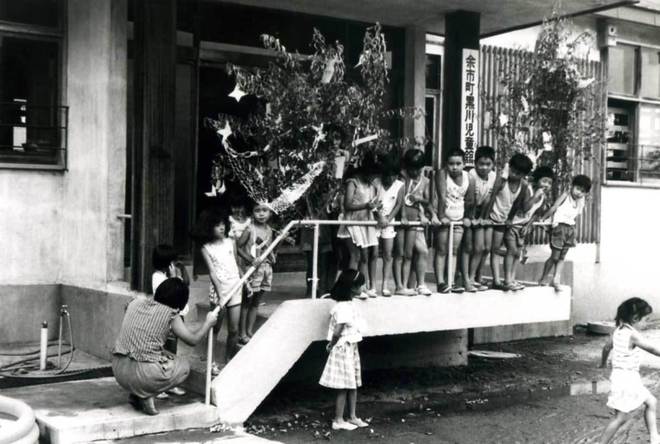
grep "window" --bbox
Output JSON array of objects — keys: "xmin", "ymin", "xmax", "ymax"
[
  {"xmin": 606, "ymin": 42, "xmax": 660, "ymax": 185},
  {"xmin": 0, "ymin": 0, "xmax": 65, "ymax": 170},
  {"xmin": 425, "ymin": 51, "xmax": 442, "ymax": 168}
]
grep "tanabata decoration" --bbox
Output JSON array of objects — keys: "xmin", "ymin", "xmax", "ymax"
[{"xmin": 205, "ymin": 23, "xmax": 425, "ymax": 220}]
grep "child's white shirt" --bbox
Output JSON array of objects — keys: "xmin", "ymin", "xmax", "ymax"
[
  {"xmin": 552, "ymin": 193, "xmax": 585, "ymax": 227},
  {"xmin": 152, "ymin": 271, "xmax": 168, "ymax": 293},
  {"xmin": 469, "ymin": 169, "xmax": 496, "ymax": 206},
  {"xmin": 229, "ymin": 216, "xmax": 252, "ymax": 240},
  {"xmin": 326, "ymin": 301, "xmax": 366, "ymax": 345},
  {"xmin": 377, "ymin": 179, "xmax": 404, "ymax": 218},
  {"xmin": 445, "ymin": 170, "xmax": 470, "ymax": 221},
  {"xmin": 490, "ymin": 180, "xmax": 522, "ymax": 223}
]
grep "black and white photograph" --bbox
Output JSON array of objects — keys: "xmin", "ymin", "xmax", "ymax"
[{"xmin": 1, "ymin": 0, "xmax": 660, "ymax": 442}]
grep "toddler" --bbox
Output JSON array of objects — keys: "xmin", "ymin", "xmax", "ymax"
[
  {"xmin": 599, "ymin": 297, "xmax": 660, "ymax": 444},
  {"xmin": 538, "ymin": 174, "xmax": 591, "ymax": 291},
  {"xmin": 319, "ymin": 269, "xmax": 369, "ymax": 431}
]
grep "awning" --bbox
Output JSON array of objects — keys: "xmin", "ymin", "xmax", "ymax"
[{"xmin": 206, "ymin": 0, "xmax": 638, "ymax": 36}]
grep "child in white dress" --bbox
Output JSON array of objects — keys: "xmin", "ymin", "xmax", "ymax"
[
  {"xmin": 320, "ymin": 269, "xmax": 369, "ymax": 431},
  {"xmin": 599, "ymin": 297, "xmax": 659, "ymax": 444}
]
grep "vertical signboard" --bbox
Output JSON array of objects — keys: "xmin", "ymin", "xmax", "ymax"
[{"xmin": 460, "ymin": 49, "xmax": 479, "ymax": 166}]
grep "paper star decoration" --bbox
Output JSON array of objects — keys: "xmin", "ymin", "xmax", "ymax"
[
  {"xmin": 217, "ymin": 121, "xmax": 233, "ymax": 142},
  {"xmin": 228, "ymin": 84, "xmax": 247, "ymax": 102}
]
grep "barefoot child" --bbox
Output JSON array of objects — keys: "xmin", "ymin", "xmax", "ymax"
[
  {"xmin": 599, "ymin": 297, "xmax": 660, "ymax": 444},
  {"xmin": 320, "ymin": 269, "xmax": 369, "ymax": 431},
  {"xmin": 400, "ymin": 149, "xmax": 437, "ymax": 296},
  {"xmin": 538, "ymin": 174, "xmax": 591, "ymax": 291},
  {"xmin": 503, "ymin": 166, "xmax": 554, "ymax": 291},
  {"xmin": 463, "ymin": 146, "xmax": 496, "ymax": 292},
  {"xmin": 199, "ymin": 210, "xmax": 242, "ymax": 373},
  {"xmin": 375, "ymin": 155, "xmax": 404, "ymax": 296},
  {"xmin": 238, "ymin": 202, "xmax": 276, "ymax": 341},
  {"xmin": 483, "ymin": 153, "xmax": 533, "ymax": 290},
  {"xmin": 434, "ymin": 148, "xmax": 473, "ymax": 293}
]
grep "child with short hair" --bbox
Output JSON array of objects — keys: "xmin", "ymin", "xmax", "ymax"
[
  {"xmin": 151, "ymin": 244, "xmax": 190, "ymax": 397},
  {"xmin": 538, "ymin": 174, "xmax": 591, "ymax": 291},
  {"xmin": 238, "ymin": 202, "xmax": 276, "ymax": 340},
  {"xmin": 374, "ymin": 154, "xmax": 404, "ymax": 296},
  {"xmin": 339, "ymin": 152, "xmax": 381, "ymax": 298},
  {"xmin": 503, "ymin": 166, "xmax": 554, "ymax": 291},
  {"xmin": 483, "ymin": 153, "xmax": 533, "ymax": 290},
  {"xmin": 400, "ymin": 149, "xmax": 437, "ymax": 296},
  {"xmin": 599, "ymin": 297, "xmax": 660, "ymax": 444},
  {"xmin": 320, "ymin": 269, "xmax": 369, "ymax": 431},
  {"xmin": 198, "ymin": 210, "xmax": 242, "ymax": 371},
  {"xmin": 463, "ymin": 146, "xmax": 497, "ymax": 292},
  {"xmin": 434, "ymin": 148, "xmax": 473, "ymax": 293}
]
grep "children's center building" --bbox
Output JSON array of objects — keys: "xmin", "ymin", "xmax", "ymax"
[{"xmin": 1, "ymin": 0, "xmax": 655, "ymax": 422}]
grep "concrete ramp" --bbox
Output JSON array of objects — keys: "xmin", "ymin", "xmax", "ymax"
[{"xmin": 212, "ymin": 285, "xmax": 572, "ymax": 423}]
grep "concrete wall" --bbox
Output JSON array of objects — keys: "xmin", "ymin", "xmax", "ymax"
[
  {"xmin": 61, "ymin": 0, "xmax": 127, "ymax": 287},
  {"xmin": 0, "ymin": 285, "xmax": 61, "ymax": 344}
]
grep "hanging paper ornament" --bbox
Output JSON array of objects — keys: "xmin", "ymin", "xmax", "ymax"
[
  {"xmin": 542, "ymin": 131, "xmax": 553, "ymax": 151},
  {"xmin": 217, "ymin": 121, "xmax": 233, "ymax": 142},
  {"xmin": 228, "ymin": 84, "xmax": 247, "ymax": 102},
  {"xmin": 265, "ymin": 161, "xmax": 325, "ymax": 214},
  {"xmin": 352, "ymin": 134, "xmax": 378, "ymax": 147},
  {"xmin": 321, "ymin": 57, "xmax": 337, "ymax": 84}
]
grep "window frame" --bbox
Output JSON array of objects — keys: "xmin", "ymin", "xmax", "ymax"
[
  {"xmin": 605, "ymin": 39, "xmax": 660, "ymax": 186},
  {"xmin": 0, "ymin": 1, "xmax": 67, "ymax": 171}
]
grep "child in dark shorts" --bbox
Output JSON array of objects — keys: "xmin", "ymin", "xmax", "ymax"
[
  {"xmin": 538, "ymin": 174, "xmax": 592, "ymax": 291},
  {"xmin": 502, "ymin": 166, "xmax": 554, "ymax": 291}
]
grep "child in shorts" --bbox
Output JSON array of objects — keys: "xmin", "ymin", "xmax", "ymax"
[
  {"xmin": 503, "ymin": 166, "xmax": 554, "ymax": 291},
  {"xmin": 483, "ymin": 153, "xmax": 533, "ymax": 290},
  {"xmin": 463, "ymin": 146, "xmax": 497, "ymax": 292},
  {"xmin": 238, "ymin": 202, "xmax": 276, "ymax": 340},
  {"xmin": 434, "ymin": 148, "xmax": 473, "ymax": 293},
  {"xmin": 375, "ymin": 154, "xmax": 404, "ymax": 296},
  {"xmin": 538, "ymin": 174, "xmax": 591, "ymax": 291}
]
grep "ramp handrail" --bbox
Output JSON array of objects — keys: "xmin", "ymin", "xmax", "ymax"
[{"xmin": 204, "ymin": 217, "xmax": 551, "ymax": 404}]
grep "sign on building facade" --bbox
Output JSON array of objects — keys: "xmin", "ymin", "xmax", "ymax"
[{"xmin": 460, "ymin": 48, "xmax": 479, "ymax": 166}]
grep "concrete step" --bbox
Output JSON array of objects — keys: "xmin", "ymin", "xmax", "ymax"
[{"xmin": 2, "ymin": 377, "xmax": 219, "ymax": 444}]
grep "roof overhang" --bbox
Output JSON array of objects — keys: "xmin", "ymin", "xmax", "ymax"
[{"xmin": 206, "ymin": 0, "xmax": 638, "ymax": 36}]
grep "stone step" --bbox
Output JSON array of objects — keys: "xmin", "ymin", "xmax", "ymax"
[{"xmin": 2, "ymin": 377, "xmax": 219, "ymax": 444}]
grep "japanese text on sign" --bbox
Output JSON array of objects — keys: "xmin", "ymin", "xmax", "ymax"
[{"xmin": 460, "ymin": 49, "xmax": 479, "ymax": 166}]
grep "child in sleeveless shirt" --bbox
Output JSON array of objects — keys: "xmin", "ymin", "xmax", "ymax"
[
  {"xmin": 599, "ymin": 298, "xmax": 660, "ymax": 444},
  {"xmin": 483, "ymin": 153, "xmax": 533, "ymax": 290},
  {"xmin": 434, "ymin": 149, "xmax": 473, "ymax": 293}
]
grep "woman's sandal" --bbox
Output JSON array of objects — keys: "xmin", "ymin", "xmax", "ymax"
[{"xmin": 139, "ymin": 397, "xmax": 159, "ymax": 416}]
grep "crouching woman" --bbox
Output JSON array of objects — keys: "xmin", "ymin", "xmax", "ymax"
[{"xmin": 112, "ymin": 278, "xmax": 218, "ymax": 415}]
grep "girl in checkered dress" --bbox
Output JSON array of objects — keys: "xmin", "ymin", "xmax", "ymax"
[{"xmin": 320, "ymin": 269, "xmax": 369, "ymax": 431}]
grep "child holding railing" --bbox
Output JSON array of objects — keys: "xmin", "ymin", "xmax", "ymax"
[
  {"xmin": 483, "ymin": 153, "xmax": 533, "ymax": 290},
  {"xmin": 463, "ymin": 146, "xmax": 497, "ymax": 292},
  {"xmin": 400, "ymin": 149, "xmax": 437, "ymax": 296},
  {"xmin": 503, "ymin": 166, "xmax": 554, "ymax": 291},
  {"xmin": 338, "ymin": 152, "xmax": 381, "ymax": 298},
  {"xmin": 374, "ymin": 154, "xmax": 404, "ymax": 296},
  {"xmin": 538, "ymin": 174, "xmax": 591, "ymax": 291},
  {"xmin": 434, "ymin": 148, "xmax": 473, "ymax": 293}
]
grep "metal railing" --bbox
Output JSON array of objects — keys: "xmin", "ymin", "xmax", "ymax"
[{"xmin": 204, "ymin": 217, "xmax": 551, "ymax": 404}]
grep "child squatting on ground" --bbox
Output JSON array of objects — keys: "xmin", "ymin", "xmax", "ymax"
[
  {"xmin": 320, "ymin": 269, "xmax": 369, "ymax": 431},
  {"xmin": 599, "ymin": 298, "xmax": 660, "ymax": 444},
  {"xmin": 538, "ymin": 174, "xmax": 592, "ymax": 291}
]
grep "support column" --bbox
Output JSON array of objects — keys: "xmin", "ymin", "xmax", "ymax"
[
  {"xmin": 403, "ymin": 26, "xmax": 426, "ymax": 147},
  {"xmin": 132, "ymin": 0, "xmax": 177, "ymax": 291},
  {"xmin": 441, "ymin": 11, "xmax": 480, "ymax": 163}
]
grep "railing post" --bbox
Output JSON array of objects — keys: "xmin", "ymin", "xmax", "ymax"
[
  {"xmin": 312, "ymin": 222, "xmax": 320, "ymax": 299},
  {"xmin": 447, "ymin": 221, "xmax": 454, "ymax": 291}
]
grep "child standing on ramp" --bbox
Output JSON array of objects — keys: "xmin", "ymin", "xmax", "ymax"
[{"xmin": 599, "ymin": 297, "xmax": 660, "ymax": 444}]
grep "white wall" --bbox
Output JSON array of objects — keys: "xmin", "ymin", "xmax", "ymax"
[{"xmin": 527, "ymin": 185, "xmax": 660, "ymax": 325}]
